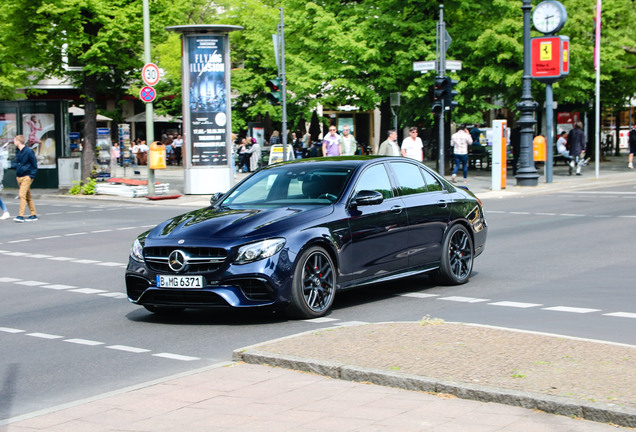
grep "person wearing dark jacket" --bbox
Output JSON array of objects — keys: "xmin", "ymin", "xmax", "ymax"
[
  {"xmin": 13, "ymin": 134, "xmax": 38, "ymax": 222},
  {"xmin": 567, "ymin": 121, "xmax": 586, "ymax": 176}
]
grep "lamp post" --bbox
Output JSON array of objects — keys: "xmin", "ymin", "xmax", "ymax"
[{"xmin": 516, "ymin": 0, "xmax": 540, "ymax": 186}]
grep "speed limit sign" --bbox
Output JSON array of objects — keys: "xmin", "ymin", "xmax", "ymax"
[{"xmin": 142, "ymin": 63, "xmax": 160, "ymax": 86}]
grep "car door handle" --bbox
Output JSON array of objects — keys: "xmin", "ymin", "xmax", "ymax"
[
  {"xmin": 390, "ymin": 205, "xmax": 403, "ymax": 214},
  {"xmin": 436, "ymin": 200, "xmax": 448, "ymax": 208}
]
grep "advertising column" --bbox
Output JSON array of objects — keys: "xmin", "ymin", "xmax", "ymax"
[
  {"xmin": 167, "ymin": 25, "xmax": 243, "ymax": 195},
  {"xmin": 491, "ymin": 120, "xmax": 507, "ymax": 191}
]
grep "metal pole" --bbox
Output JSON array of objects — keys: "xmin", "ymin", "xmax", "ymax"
[
  {"xmin": 516, "ymin": 0, "xmax": 539, "ymax": 186},
  {"xmin": 545, "ymin": 84, "xmax": 554, "ymax": 183},
  {"xmin": 143, "ymin": 0, "xmax": 155, "ymax": 195},
  {"xmin": 280, "ymin": 8, "xmax": 288, "ymax": 161},
  {"xmin": 594, "ymin": 0, "xmax": 601, "ymax": 179},
  {"xmin": 437, "ymin": 5, "xmax": 446, "ymax": 176}
]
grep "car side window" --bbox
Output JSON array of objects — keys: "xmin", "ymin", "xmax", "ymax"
[
  {"xmin": 391, "ymin": 162, "xmax": 427, "ymax": 196},
  {"xmin": 353, "ymin": 164, "xmax": 394, "ymax": 199},
  {"xmin": 421, "ymin": 168, "xmax": 443, "ymax": 192}
]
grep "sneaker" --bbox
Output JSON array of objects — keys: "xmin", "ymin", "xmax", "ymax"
[
  {"xmin": 629, "ymin": 163, "xmax": 634, "ymax": 169},
  {"xmin": 451, "ymin": 174, "xmax": 457, "ymax": 183},
  {"xmin": 0, "ymin": 211, "xmax": 9, "ymax": 220},
  {"xmin": 14, "ymin": 216, "xmax": 25, "ymax": 223},
  {"xmin": 26, "ymin": 215, "xmax": 38, "ymax": 222}
]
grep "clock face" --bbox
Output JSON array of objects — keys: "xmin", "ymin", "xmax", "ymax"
[{"xmin": 533, "ymin": 1, "xmax": 566, "ymax": 34}]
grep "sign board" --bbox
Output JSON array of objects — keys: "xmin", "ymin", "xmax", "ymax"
[
  {"xmin": 413, "ymin": 60, "xmax": 462, "ymax": 72},
  {"xmin": 445, "ymin": 60, "xmax": 462, "ymax": 71},
  {"xmin": 142, "ymin": 63, "xmax": 160, "ymax": 86},
  {"xmin": 139, "ymin": 86, "xmax": 157, "ymax": 103},
  {"xmin": 413, "ymin": 61, "xmax": 436, "ymax": 72},
  {"xmin": 531, "ymin": 36, "xmax": 569, "ymax": 83},
  {"xmin": 491, "ymin": 120, "xmax": 507, "ymax": 191}
]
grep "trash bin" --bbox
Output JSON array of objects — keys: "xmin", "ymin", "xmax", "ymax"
[{"xmin": 149, "ymin": 141, "xmax": 167, "ymax": 170}]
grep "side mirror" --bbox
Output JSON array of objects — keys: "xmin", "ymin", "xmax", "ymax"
[
  {"xmin": 353, "ymin": 190, "xmax": 384, "ymax": 206},
  {"xmin": 210, "ymin": 192, "xmax": 224, "ymax": 206}
]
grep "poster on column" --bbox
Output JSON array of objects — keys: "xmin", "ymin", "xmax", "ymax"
[{"xmin": 188, "ymin": 35, "xmax": 228, "ymax": 166}]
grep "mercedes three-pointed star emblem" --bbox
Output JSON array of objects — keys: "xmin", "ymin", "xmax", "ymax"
[{"xmin": 168, "ymin": 249, "xmax": 188, "ymax": 272}]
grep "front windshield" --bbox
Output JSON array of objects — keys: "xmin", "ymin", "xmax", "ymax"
[{"xmin": 222, "ymin": 164, "xmax": 354, "ymax": 207}]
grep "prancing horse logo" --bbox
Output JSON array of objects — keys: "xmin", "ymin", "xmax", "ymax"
[{"xmin": 168, "ymin": 250, "xmax": 188, "ymax": 272}]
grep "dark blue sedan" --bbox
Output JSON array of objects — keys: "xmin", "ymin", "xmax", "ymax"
[{"xmin": 126, "ymin": 156, "xmax": 487, "ymax": 318}]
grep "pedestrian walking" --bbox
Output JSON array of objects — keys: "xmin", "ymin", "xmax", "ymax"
[
  {"xmin": 450, "ymin": 124, "xmax": 473, "ymax": 183},
  {"xmin": 378, "ymin": 129, "xmax": 401, "ymax": 156},
  {"xmin": 401, "ymin": 127, "xmax": 423, "ymax": 161},
  {"xmin": 322, "ymin": 126, "xmax": 341, "ymax": 157},
  {"xmin": 567, "ymin": 121, "xmax": 586, "ymax": 175},
  {"xmin": 13, "ymin": 135, "xmax": 38, "ymax": 223},
  {"xmin": 110, "ymin": 142, "xmax": 120, "ymax": 175},
  {"xmin": 339, "ymin": 126, "xmax": 358, "ymax": 155},
  {"xmin": 628, "ymin": 126, "xmax": 636, "ymax": 169},
  {"xmin": 173, "ymin": 134, "xmax": 183, "ymax": 165}
]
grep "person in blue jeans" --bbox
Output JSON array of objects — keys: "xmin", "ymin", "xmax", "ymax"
[
  {"xmin": 0, "ymin": 143, "xmax": 9, "ymax": 220},
  {"xmin": 451, "ymin": 124, "xmax": 473, "ymax": 183}
]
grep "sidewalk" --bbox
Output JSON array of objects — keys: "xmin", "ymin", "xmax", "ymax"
[{"xmin": 2, "ymin": 156, "xmax": 635, "ymax": 431}]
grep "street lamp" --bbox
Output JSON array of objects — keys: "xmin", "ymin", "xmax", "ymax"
[{"xmin": 516, "ymin": 0, "xmax": 540, "ymax": 186}]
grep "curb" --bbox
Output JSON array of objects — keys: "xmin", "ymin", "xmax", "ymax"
[{"xmin": 233, "ymin": 349, "xmax": 636, "ymax": 428}]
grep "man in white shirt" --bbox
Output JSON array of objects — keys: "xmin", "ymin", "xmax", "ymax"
[
  {"xmin": 556, "ymin": 130, "xmax": 574, "ymax": 175},
  {"xmin": 401, "ymin": 127, "xmax": 423, "ymax": 161},
  {"xmin": 451, "ymin": 124, "xmax": 473, "ymax": 183},
  {"xmin": 378, "ymin": 130, "xmax": 400, "ymax": 156},
  {"xmin": 339, "ymin": 126, "xmax": 358, "ymax": 155}
]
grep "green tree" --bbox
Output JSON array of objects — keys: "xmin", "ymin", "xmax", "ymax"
[{"xmin": 0, "ymin": 0, "xmax": 191, "ymax": 180}]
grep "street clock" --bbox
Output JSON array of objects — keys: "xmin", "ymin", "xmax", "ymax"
[{"xmin": 532, "ymin": 0, "xmax": 567, "ymax": 35}]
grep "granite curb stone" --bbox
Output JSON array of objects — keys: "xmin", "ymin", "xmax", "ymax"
[{"xmin": 232, "ymin": 322, "xmax": 636, "ymax": 429}]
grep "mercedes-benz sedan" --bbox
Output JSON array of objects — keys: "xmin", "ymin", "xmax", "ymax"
[{"xmin": 126, "ymin": 156, "xmax": 487, "ymax": 318}]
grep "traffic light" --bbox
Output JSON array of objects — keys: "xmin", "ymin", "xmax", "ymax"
[
  {"xmin": 266, "ymin": 78, "xmax": 281, "ymax": 105},
  {"xmin": 443, "ymin": 77, "xmax": 458, "ymax": 111},
  {"xmin": 432, "ymin": 77, "xmax": 445, "ymax": 115}
]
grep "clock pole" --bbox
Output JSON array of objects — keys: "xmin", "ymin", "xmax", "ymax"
[{"xmin": 516, "ymin": 0, "xmax": 540, "ymax": 186}]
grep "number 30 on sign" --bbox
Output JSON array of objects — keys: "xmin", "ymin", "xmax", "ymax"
[{"xmin": 142, "ymin": 63, "xmax": 160, "ymax": 86}]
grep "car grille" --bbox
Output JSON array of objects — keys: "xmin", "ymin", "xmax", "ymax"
[
  {"xmin": 144, "ymin": 246, "xmax": 227, "ymax": 274},
  {"xmin": 141, "ymin": 290, "xmax": 227, "ymax": 307},
  {"xmin": 235, "ymin": 279, "xmax": 276, "ymax": 302}
]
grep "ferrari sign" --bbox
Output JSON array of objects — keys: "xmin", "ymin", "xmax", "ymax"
[{"xmin": 531, "ymin": 36, "xmax": 570, "ymax": 83}]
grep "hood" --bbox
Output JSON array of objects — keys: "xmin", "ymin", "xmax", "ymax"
[{"xmin": 149, "ymin": 205, "xmax": 334, "ymax": 241}]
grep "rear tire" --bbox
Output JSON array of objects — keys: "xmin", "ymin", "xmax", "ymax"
[
  {"xmin": 287, "ymin": 246, "xmax": 336, "ymax": 319},
  {"xmin": 438, "ymin": 224, "xmax": 474, "ymax": 285}
]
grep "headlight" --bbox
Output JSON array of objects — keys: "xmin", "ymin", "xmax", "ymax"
[
  {"xmin": 130, "ymin": 238, "xmax": 145, "ymax": 262},
  {"xmin": 235, "ymin": 238, "xmax": 285, "ymax": 264}
]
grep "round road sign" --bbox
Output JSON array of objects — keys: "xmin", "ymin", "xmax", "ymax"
[
  {"xmin": 140, "ymin": 86, "xmax": 157, "ymax": 103},
  {"xmin": 142, "ymin": 63, "xmax": 160, "ymax": 86}
]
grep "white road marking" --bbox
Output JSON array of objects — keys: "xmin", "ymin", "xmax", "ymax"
[
  {"xmin": 64, "ymin": 339, "xmax": 104, "ymax": 346},
  {"xmin": 604, "ymin": 312, "xmax": 636, "ymax": 319},
  {"xmin": 542, "ymin": 306, "xmax": 602, "ymax": 314},
  {"xmin": 153, "ymin": 353, "xmax": 201, "ymax": 362},
  {"xmin": 439, "ymin": 296, "xmax": 490, "ymax": 303},
  {"xmin": 29, "ymin": 254, "xmax": 53, "ymax": 259},
  {"xmin": 97, "ymin": 262, "xmax": 126, "ymax": 267},
  {"xmin": 64, "ymin": 232, "xmax": 88, "ymax": 237},
  {"xmin": 107, "ymin": 345, "xmax": 151, "ymax": 353},
  {"xmin": 100, "ymin": 292, "xmax": 127, "ymax": 299},
  {"xmin": 489, "ymin": 301, "xmax": 543, "ymax": 308},
  {"xmin": 73, "ymin": 259, "xmax": 101, "ymax": 264},
  {"xmin": 69, "ymin": 288, "xmax": 108, "ymax": 294},
  {"xmin": 304, "ymin": 317, "xmax": 339, "ymax": 323},
  {"xmin": 0, "ymin": 327, "xmax": 25, "ymax": 333},
  {"xmin": 4, "ymin": 251, "xmax": 29, "ymax": 256},
  {"xmin": 27, "ymin": 333, "xmax": 63, "ymax": 339},
  {"xmin": 16, "ymin": 281, "xmax": 48, "ymax": 287},
  {"xmin": 0, "ymin": 277, "xmax": 22, "ymax": 283},
  {"xmin": 35, "ymin": 236, "xmax": 61, "ymax": 240},
  {"xmin": 47, "ymin": 257, "xmax": 75, "ymax": 261},
  {"xmin": 41, "ymin": 284, "xmax": 76, "ymax": 290},
  {"xmin": 7, "ymin": 240, "xmax": 30, "ymax": 244},
  {"xmin": 400, "ymin": 293, "xmax": 439, "ymax": 298}
]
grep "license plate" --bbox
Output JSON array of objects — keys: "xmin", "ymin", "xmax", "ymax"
[{"xmin": 156, "ymin": 275, "xmax": 204, "ymax": 288}]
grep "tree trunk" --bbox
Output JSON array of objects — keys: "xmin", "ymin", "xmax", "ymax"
[{"xmin": 81, "ymin": 74, "xmax": 98, "ymax": 182}]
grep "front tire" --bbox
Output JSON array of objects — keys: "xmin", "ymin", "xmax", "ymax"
[
  {"xmin": 438, "ymin": 224, "xmax": 474, "ymax": 285},
  {"xmin": 287, "ymin": 246, "xmax": 336, "ymax": 319}
]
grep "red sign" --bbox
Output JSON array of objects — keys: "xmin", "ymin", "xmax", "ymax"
[
  {"xmin": 531, "ymin": 36, "xmax": 569, "ymax": 83},
  {"xmin": 142, "ymin": 63, "xmax": 160, "ymax": 86},
  {"xmin": 139, "ymin": 86, "xmax": 157, "ymax": 103}
]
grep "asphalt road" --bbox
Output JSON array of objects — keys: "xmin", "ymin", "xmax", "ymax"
[{"xmin": 1, "ymin": 183, "xmax": 634, "ymax": 420}]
